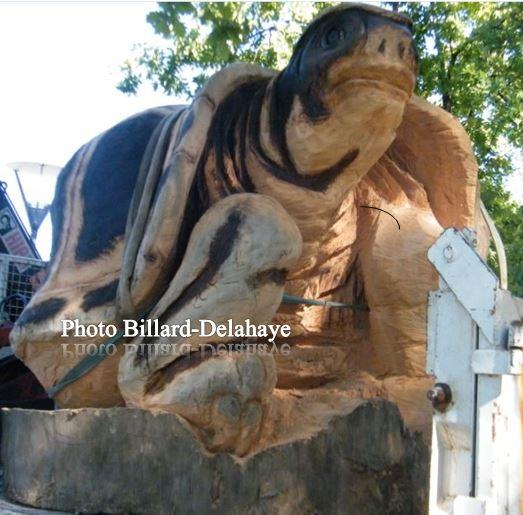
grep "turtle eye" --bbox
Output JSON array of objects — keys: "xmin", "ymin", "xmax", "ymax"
[{"xmin": 322, "ymin": 27, "xmax": 345, "ymax": 48}]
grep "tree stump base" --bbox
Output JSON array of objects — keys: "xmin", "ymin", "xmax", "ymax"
[{"xmin": 1, "ymin": 399, "xmax": 428, "ymax": 514}]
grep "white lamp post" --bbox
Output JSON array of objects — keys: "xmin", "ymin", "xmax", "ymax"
[{"xmin": 7, "ymin": 162, "xmax": 61, "ymax": 240}]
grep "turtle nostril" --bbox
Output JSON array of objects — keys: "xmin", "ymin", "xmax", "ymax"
[
  {"xmin": 378, "ymin": 39, "xmax": 386, "ymax": 54},
  {"xmin": 398, "ymin": 42, "xmax": 406, "ymax": 59}
]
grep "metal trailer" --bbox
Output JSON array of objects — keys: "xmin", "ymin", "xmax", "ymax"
[
  {"xmin": 0, "ymin": 254, "xmax": 46, "ymax": 326},
  {"xmin": 0, "ymin": 179, "xmax": 44, "ymax": 329},
  {"xmin": 427, "ymin": 228, "xmax": 522, "ymax": 514}
]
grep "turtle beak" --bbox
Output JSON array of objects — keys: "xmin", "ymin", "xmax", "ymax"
[
  {"xmin": 328, "ymin": 19, "xmax": 417, "ymax": 98},
  {"xmin": 367, "ymin": 23, "xmax": 417, "ymax": 75}
]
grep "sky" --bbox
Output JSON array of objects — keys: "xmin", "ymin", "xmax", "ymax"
[
  {"xmin": 0, "ymin": 2, "xmax": 181, "ymax": 259},
  {"xmin": 0, "ymin": 2, "xmax": 521, "ymax": 260}
]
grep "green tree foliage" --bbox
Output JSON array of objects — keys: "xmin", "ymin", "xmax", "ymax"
[
  {"xmin": 399, "ymin": 2, "xmax": 523, "ymax": 295},
  {"xmin": 118, "ymin": 2, "xmax": 329, "ymax": 97},
  {"xmin": 118, "ymin": 2, "xmax": 523, "ymax": 294}
]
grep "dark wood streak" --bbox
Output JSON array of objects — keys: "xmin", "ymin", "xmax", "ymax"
[
  {"xmin": 75, "ymin": 109, "xmax": 174, "ymax": 262},
  {"xmin": 144, "ymin": 347, "xmax": 215, "ymax": 396},
  {"xmin": 192, "ymin": 79, "xmax": 269, "ymax": 204},
  {"xmin": 196, "ymin": 76, "xmax": 359, "ymax": 196},
  {"xmin": 134, "ymin": 209, "xmax": 243, "ymax": 366},
  {"xmin": 248, "ymin": 268, "xmax": 288, "ymax": 289},
  {"xmin": 81, "ymin": 279, "xmax": 119, "ymax": 312},
  {"xmin": 17, "ymin": 297, "xmax": 66, "ymax": 326},
  {"xmin": 254, "ymin": 78, "xmax": 361, "ymax": 191},
  {"xmin": 210, "ymin": 80, "xmax": 268, "ymax": 197}
]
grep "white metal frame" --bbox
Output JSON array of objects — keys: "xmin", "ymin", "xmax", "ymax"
[{"xmin": 427, "ymin": 228, "xmax": 522, "ymax": 514}]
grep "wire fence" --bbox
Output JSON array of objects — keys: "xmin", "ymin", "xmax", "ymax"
[{"xmin": 0, "ymin": 253, "xmax": 46, "ymax": 323}]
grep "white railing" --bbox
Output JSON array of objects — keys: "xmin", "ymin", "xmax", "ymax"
[{"xmin": 427, "ymin": 228, "xmax": 522, "ymax": 514}]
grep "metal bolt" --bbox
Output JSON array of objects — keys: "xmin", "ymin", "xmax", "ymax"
[
  {"xmin": 427, "ymin": 386, "xmax": 445, "ymax": 403},
  {"xmin": 443, "ymin": 245, "xmax": 454, "ymax": 262},
  {"xmin": 427, "ymin": 383, "xmax": 452, "ymax": 412}
]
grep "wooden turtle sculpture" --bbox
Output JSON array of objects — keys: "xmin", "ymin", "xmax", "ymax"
[{"xmin": 11, "ymin": 3, "xmax": 486, "ymax": 455}]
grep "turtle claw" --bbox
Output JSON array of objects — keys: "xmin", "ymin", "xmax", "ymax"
[
  {"xmin": 145, "ymin": 351, "xmax": 276, "ymax": 456},
  {"xmin": 205, "ymin": 395, "xmax": 264, "ymax": 455},
  {"xmin": 237, "ymin": 401, "xmax": 264, "ymax": 455},
  {"xmin": 214, "ymin": 393, "xmax": 243, "ymax": 424}
]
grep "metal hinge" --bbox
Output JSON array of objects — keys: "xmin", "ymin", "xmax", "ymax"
[{"xmin": 472, "ymin": 324, "xmax": 523, "ymax": 376}]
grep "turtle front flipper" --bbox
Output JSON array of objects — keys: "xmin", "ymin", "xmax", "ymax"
[{"xmin": 118, "ymin": 193, "xmax": 302, "ymax": 455}]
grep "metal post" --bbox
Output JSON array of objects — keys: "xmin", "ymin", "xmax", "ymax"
[{"xmin": 427, "ymin": 228, "xmax": 522, "ymax": 514}]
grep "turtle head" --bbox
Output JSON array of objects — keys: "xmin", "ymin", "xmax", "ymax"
[{"xmin": 270, "ymin": 4, "xmax": 417, "ymax": 183}]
